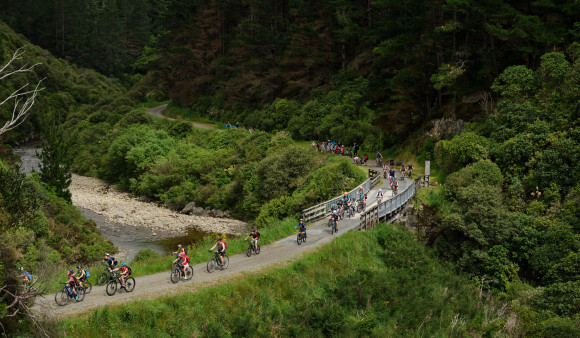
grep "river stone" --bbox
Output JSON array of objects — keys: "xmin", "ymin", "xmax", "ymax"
[
  {"xmin": 205, "ymin": 209, "xmax": 216, "ymax": 217},
  {"xmin": 191, "ymin": 207, "xmax": 205, "ymax": 216},
  {"xmin": 215, "ymin": 210, "xmax": 225, "ymax": 218},
  {"xmin": 181, "ymin": 201, "xmax": 196, "ymax": 214}
]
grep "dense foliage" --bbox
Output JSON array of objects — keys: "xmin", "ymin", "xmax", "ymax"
[
  {"xmin": 4, "ymin": 1, "xmax": 579, "ymax": 147},
  {"xmin": 0, "ymin": 21, "xmax": 125, "ymax": 145},
  {"xmin": 420, "ymin": 47, "xmax": 580, "ymax": 332},
  {"xmin": 66, "ymin": 115, "xmax": 366, "ymax": 223}
]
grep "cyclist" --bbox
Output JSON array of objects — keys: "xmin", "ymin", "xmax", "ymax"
[
  {"xmin": 20, "ymin": 267, "xmax": 31, "ymax": 285},
  {"xmin": 102, "ymin": 253, "xmax": 118, "ymax": 272},
  {"xmin": 209, "ymin": 237, "xmax": 227, "ymax": 267},
  {"xmin": 389, "ymin": 168, "xmax": 396, "ymax": 181},
  {"xmin": 295, "ymin": 219, "xmax": 307, "ymax": 237},
  {"xmin": 329, "ymin": 210, "xmax": 340, "ymax": 232},
  {"xmin": 392, "ymin": 178, "xmax": 399, "ymax": 195},
  {"xmin": 245, "ymin": 229, "xmax": 260, "ymax": 252},
  {"xmin": 66, "ymin": 269, "xmax": 79, "ymax": 300},
  {"xmin": 376, "ymin": 151, "xmax": 383, "ymax": 166},
  {"xmin": 172, "ymin": 252, "xmax": 190, "ymax": 279},
  {"xmin": 363, "ymin": 154, "xmax": 368, "ymax": 165},
  {"xmin": 173, "ymin": 244, "xmax": 187, "ymax": 257},
  {"xmin": 75, "ymin": 265, "xmax": 87, "ymax": 289},
  {"xmin": 376, "ymin": 188, "xmax": 384, "ymax": 204},
  {"xmin": 407, "ymin": 162, "xmax": 413, "ymax": 178},
  {"xmin": 330, "ymin": 203, "xmax": 338, "ymax": 213},
  {"xmin": 358, "ymin": 187, "xmax": 364, "ymax": 200},
  {"xmin": 342, "ymin": 192, "xmax": 351, "ymax": 204},
  {"xmin": 113, "ymin": 263, "xmax": 130, "ymax": 289}
]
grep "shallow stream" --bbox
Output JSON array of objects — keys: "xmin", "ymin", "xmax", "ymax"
[{"xmin": 13, "ymin": 147, "xmax": 212, "ymax": 261}]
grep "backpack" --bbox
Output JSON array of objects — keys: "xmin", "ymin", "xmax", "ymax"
[
  {"xmin": 221, "ymin": 241, "xmax": 227, "ymax": 250},
  {"xmin": 256, "ymin": 232, "xmax": 261, "ymax": 238},
  {"xmin": 83, "ymin": 269, "xmax": 90, "ymax": 278},
  {"xmin": 126, "ymin": 266, "xmax": 132, "ymax": 276}
]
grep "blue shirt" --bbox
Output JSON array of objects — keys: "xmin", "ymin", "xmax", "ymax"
[{"xmin": 105, "ymin": 257, "xmax": 117, "ymax": 267}]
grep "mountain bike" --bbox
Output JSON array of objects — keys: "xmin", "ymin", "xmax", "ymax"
[
  {"xmin": 55, "ymin": 283, "xmax": 84, "ymax": 306},
  {"xmin": 106, "ymin": 271, "xmax": 135, "ymax": 296},
  {"xmin": 97, "ymin": 262, "xmax": 115, "ymax": 286},
  {"xmin": 330, "ymin": 218, "xmax": 338, "ymax": 235},
  {"xmin": 79, "ymin": 280, "xmax": 92, "ymax": 294},
  {"xmin": 297, "ymin": 231, "xmax": 307, "ymax": 245},
  {"xmin": 245, "ymin": 239, "xmax": 261, "ymax": 256},
  {"xmin": 207, "ymin": 251, "xmax": 229, "ymax": 273},
  {"xmin": 170, "ymin": 262, "xmax": 194, "ymax": 283},
  {"xmin": 346, "ymin": 203, "xmax": 355, "ymax": 218}
]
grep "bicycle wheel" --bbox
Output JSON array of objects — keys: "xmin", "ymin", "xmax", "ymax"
[
  {"xmin": 207, "ymin": 257, "xmax": 216, "ymax": 273},
  {"xmin": 83, "ymin": 281, "xmax": 92, "ymax": 294},
  {"xmin": 55, "ymin": 290, "xmax": 67, "ymax": 306},
  {"xmin": 125, "ymin": 277, "xmax": 135, "ymax": 292},
  {"xmin": 222, "ymin": 255, "xmax": 229, "ymax": 269},
  {"xmin": 246, "ymin": 246, "xmax": 252, "ymax": 257},
  {"xmin": 297, "ymin": 234, "xmax": 302, "ymax": 245},
  {"xmin": 186, "ymin": 266, "xmax": 194, "ymax": 280},
  {"xmin": 97, "ymin": 272, "xmax": 109, "ymax": 286},
  {"xmin": 170, "ymin": 268, "xmax": 180, "ymax": 283},
  {"xmin": 75, "ymin": 288, "xmax": 85, "ymax": 302},
  {"xmin": 255, "ymin": 245, "xmax": 261, "ymax": 254},
  {"xmin": 327, "ymin": 219, "xmax": 332, "ymax": 227},
  {"xmin": 302, "ymin": 234, "xmax": 307, "ymax": 243},
  {"xmin": 106, "ymin": 281, "xmax": 117, "ymax": 296}
]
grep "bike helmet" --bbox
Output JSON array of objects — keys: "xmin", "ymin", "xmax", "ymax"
[
  {"xmin": 120, "ymin": 262, "xmax": 126, "ymax": 267},
  {"xmin": 76, "ymin": 264, "xmax": 82, "ymax": 269},
  {"xmin": 344, "ymin": 192, "xmax": 347, "ymax": 196},
  {"xmin": 68, "ymin": 269, "xmax": 73, "ymax": 274},
  {"xmin": 105, "ymin": 253, "xmax": 110, "ymax": 256},
  {"xmin": 178, "ymin": 244, "xmax": 182, "ymax": 248},
  {"xmin": 252, "ymin": 229, "xmax": 256, "ymax": 232},
  {"xmin": 179, "ymin": 252, "xmax": 185, "ymax": 257},
  {"xmin": 217, "ymin": 237, "xmax": 222, "ymax": 241},
  {"xmin": 299, "ymin": 219, "xmax": 304, "ymax": 222},
  {"xmin": 333, "ymin": 210, "xmax": 337, "ymax": 214}
]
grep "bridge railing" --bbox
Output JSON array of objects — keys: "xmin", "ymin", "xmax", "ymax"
[
  {"xmin": 360, "ymin": 176, "xmax": 422, "ymax": 230},
  {"xmin": 302, "ymin": 169, "xmax": 381, "ymax": 222}
]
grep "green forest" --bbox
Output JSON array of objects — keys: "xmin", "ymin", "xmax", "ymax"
[{"xmin": 0, "ymin": 0, "xmax": 579, "ymax": 336}]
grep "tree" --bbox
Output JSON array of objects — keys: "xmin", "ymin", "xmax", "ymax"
[
  {"xmin": 38, "ymin": 115, "xmax": 72, "ymax": 203},
  {"xmin": 0, "ymin": 47, "xmax": 44, "ymax": 136}
]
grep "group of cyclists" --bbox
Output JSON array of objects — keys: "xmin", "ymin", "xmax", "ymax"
[{"xmin": 39, "ymin": 159, "xmax": 414, "ymax": 304}]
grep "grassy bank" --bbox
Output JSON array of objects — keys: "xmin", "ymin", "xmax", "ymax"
[{"xmin": 59, "ymin": 224, "xmax": 508, "ymax": 337}]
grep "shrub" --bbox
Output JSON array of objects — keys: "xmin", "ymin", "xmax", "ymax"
[{"xmin": 132, "ymin": 249, "xmax": 161, "ymax": 263}]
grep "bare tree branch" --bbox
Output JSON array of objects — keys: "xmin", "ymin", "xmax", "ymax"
[{"xmin": 0, "ymin": 46, "xmax": 44, "ymax": 136}]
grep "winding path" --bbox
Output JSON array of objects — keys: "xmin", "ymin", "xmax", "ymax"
[
  {"xmin": 33, "ymin": 164, "xmax": 410, "ymax": 318},
  {"xmin": 146, "ymin": 104, "xmax": 214, "ymax": 130}
]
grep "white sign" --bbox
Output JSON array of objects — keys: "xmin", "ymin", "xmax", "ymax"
[{"xmin": 425, "ymin": 161, "xmax": 430, "ymax": 176}]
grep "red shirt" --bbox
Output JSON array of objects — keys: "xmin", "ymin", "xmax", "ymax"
[{"xmin": 120, "ymin": 266, "xmax": 129, "ymax": 275}]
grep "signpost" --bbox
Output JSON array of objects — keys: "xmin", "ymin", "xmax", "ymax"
[{"xmin": 425, "ymin": 160, "xmax": 430, "ymax": 186}]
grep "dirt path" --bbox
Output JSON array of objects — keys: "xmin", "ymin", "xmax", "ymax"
[
  {"xmin": 33, "ymin": 165, "xmax": 409, "ymax": 318},
  {"xmin": 147, "ymin": 104, "xmax": 215, "ymax": 130}
]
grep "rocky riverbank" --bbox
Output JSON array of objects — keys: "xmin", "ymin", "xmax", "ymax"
[{"xmin": 70, "ymin": 174, "xmax": 247, "ymax": 240}]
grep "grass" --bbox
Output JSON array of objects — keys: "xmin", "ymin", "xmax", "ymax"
[{"xmin": 58, "ymin": 223, "xmax": 509, "ymax": 337}]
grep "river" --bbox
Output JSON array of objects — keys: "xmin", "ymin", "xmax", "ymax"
[{"xmin": 12, "ymin": 147, "xmax": 238, "ymax": 261}]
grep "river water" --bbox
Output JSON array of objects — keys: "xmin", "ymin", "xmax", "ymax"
[{"xmin": 12, "ymin": 147, "xmax": 210, "ymax": 261}]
